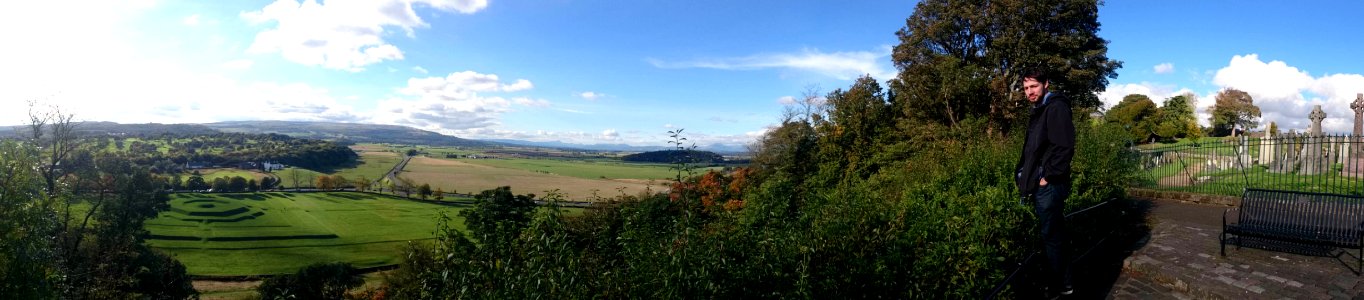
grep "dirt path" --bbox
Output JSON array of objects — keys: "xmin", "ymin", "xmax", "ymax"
[{"xmin": 1157, "ymin": 162, "xmax": 1204, "ymax": 187}]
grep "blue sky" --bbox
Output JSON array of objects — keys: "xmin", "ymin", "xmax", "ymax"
[{"xmin": 2, "ymin": 1, "xmax": 1362, "ymax": 147}]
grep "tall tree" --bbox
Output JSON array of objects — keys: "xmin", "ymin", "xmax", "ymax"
[
  {"xmin": 1209, "ymin": 88, "xmax": 1261, "ymax": 137},
  {"xmin": 1106, "ymin": 94, "xmax": 1159, "ymax": 142},
  {"xmin": 1159, "ymin": 93, "xmax": 1202, "ymax": 139},
  {"xmin": 890, "ymin": 0, "xmax": 1121, "ymax": 135}
]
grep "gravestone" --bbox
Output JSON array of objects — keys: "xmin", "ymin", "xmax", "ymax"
[
  {"xmin": 1345, "ymin": 93, "xmax": 1364, "ymax": 178},
  {"xmin": 1301, "ymin": 105, "xmax": 1328, "ymax": 175},
  {"xmin": 1270, "ymin": 131, "xmax": 1298, "ymax": 173},
  {"xmin": 1258, "ymin": 130, "xmax": 1275, "ymax": 166}
]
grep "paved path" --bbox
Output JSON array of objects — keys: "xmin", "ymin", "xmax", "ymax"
[{"xmin": 1108, "ymin": 198, "xmax": 1364, "ymax": 299}]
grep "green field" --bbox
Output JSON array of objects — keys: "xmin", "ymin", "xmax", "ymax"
[
  {"xmin": 328, "ymin": 149, "xmax": 402, "ymax": 182},
  {"xmin": 197, "ymin": 168, "xmax": 271, "ymax": 182},
  {"xmin": 458, "ymin": 157, "xmax": 681, "ymax": 180},
  {"xmin": 146, "ymin": 192, "xmax": 465, "ymax": 276}
]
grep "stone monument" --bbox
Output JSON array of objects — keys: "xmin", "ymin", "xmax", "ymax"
[
  {"xmin": 1270, "ymin": 131, "xmax": 1298, "ymax": 173},
  {"xmin": 1300, "ymin": 105, "xmax": 1328, "ymax": 175},
  {"xmin": 1345, "ymin": 93, "xmax": 1364, "ymax": 177}
]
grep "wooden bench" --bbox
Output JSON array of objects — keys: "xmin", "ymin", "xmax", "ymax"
[{"xmin": 1221, "ymin": 188, "xmax": 1364, "ymax": 273}]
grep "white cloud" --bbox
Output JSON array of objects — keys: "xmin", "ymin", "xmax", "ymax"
[
  {"xmin": 1100, "ymin": 54, "xmax": 1364, "ymax": 133},
  {"xmin": 777, "ymin": 96, "xmax": 797, "ymax": 105},
  {"xmin": 1153, "ymin": 63, "xmax": 1174, "ymax": 74},
  {"xmin": 502, "ymin": 79, "xmax": 533, "ymax": 92},
  {"xmin": 221, "ymin": 59, "xmax": 255, "ymax": 70},
  {"xmin": 183, "ymin": 14, "xmax": 201, "ymax": 26},
  {"xmin": 649, "ymin": 47, "xmax": 895, "ymax": 81},
  {"xmin": 412, "ymin": 66, "xmax": 428, "ymax": 74},
  {"xmin": 241, "ymin": 0, "xmax": 489, "ymax": 71},
  {"xmin": 579, "ymin": 91, "xmax": 604, "ymax": 101},
  {"xmin": 601, "ymin": 129, "xmax": 619, "ymax": 139},
  {"xmin": 513, "ymin": 97, "xmax": 552, "ymax": 107},
  {"xmin": 374, "ymin": 70, "xmax": 531, "ymax": 133}
]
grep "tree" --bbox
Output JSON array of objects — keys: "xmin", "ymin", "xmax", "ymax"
[
  {"xmin": 288, "ymin": 168, "xmax": 303, "ymax": 191},
  {"xmin": 406, "ymin": 149, "xmax": 419, "ymax": 157},
  {"xmin": 1158, "ymin": 93, "xmax": 1201, "ymax": 140},
  {"xmin": 331, "ymin": 175, "xmax": 348, "ymax": 190},
  {"xmin": 247, "ymin": 179, "xmax": 259, "ymax": 192},
  {"xmin": 185, "ymin": 174, "xmax": 208, "ymax": 191},
  {"xmin": 419, "ymin": 183, "xmax": 433, "ymax": 200},
  {"xmin": 1209, "ymin": 88, "xmax": 1261, "ymax": 137},
  {"xmin": 398, "ymin": 176, "xmax": 418, "ymax": 198},
  {"xmin": 211, "ymin": 177, "xmax": 229, "ymax": 192},
  {"xmin": 257, "ymin": 262, "xmax": 361, "ymax": 300},
  {"xmin": 890, "ymin": 0, "xmax": 1121, "ymax": 135},
  {"xmin": 434, "ymin": 187, "xmax": 445, "ymax": 201},
  {"xmin": 228, "ymin": 176, "xmax": 248, "ymax": 192},
  {"xmin": 1106, "ymin": 94, "xmax": 1159, "ymax": 142},
  {"xmin": 352, "ymin": 176, "xmax": 370, "ymax": 192},
  {"xmin": 315, "ymin": 175, "xmax": 334, "ymax": 191},
  {"xmin": 260, "ymin": 177, "xmax": 277, "ymax": 190}
]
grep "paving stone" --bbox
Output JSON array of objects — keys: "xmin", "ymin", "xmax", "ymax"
[
  {"xmin": 1265, "ymin": 275, "xmax": 1287, "ymax": 283},
  {"xmin": 1288, "ymin": 280, "xmax": 1304, "ymax": 288},
  {"xmin": 1247, "ymin": 285, "xmax": 1265, "ymax": 294}
]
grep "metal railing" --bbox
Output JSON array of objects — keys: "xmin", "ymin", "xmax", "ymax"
[{"xmin": 1134, "ymin": 134, "xmax": 1364, "ymax": 196}]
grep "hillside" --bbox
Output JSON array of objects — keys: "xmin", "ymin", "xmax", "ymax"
[
  {"xmin": 205, "ymin": 121, "xmax": 491, "ymax": 147},
  {"xmin": 621, "ymin": 149, "xmax": 727, "ymax": 164},
  {"xmin": 0, "ymin": 121, "xmax": 219, "ymax": 138}
]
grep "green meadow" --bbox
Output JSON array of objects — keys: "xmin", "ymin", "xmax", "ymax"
[{"xmin": 146, "ymin": 192, "xmax": 465, "ymax": 276}]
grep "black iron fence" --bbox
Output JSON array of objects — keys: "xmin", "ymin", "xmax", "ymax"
[{"xmin": 1134, "ymin": 134, "xmax": 1364, "ymax": 196}]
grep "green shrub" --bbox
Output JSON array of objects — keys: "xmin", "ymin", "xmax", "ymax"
[{"xmin": 257, "ymin": 262, "xmax": 361, "ymax": 300}]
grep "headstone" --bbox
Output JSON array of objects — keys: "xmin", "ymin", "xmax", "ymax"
[
  {"xmin": 1258, "ymin": 131, "xmax": 1275, "ymax": 166},
  {"xmin": 1270, "ymin": 131, "xmax": 1298, "ymax": 173},
  {"xmin": 1301, "ymin": 105, "xmax": 1328, "ymax": 175},
  {"xmin": 1345, "ymin": 93, "xmax": 1364, "ymax": 178}
]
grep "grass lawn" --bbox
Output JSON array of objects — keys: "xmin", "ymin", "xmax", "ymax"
[
  {"xmin": 147, "ymin": 192, "xmax": 466, "ymax": 276},
  {"xmin": 1145, "ymin": 165, "xmax": 1364, "ymax": 196}
]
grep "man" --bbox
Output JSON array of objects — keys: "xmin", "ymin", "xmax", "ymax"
[{"xmin": 1015, "ymin": 70, "xmax": 1075, "ymax": 297}]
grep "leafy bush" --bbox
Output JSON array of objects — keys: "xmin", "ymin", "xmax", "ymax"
[{"xmin": 257, "ymin": 262, "xmax": 362, "ymax": 300}]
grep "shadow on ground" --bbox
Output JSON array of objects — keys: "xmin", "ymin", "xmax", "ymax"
[{"xmin": 1001, "ymin": 198, "xmax": 1155, "ymax": 299}]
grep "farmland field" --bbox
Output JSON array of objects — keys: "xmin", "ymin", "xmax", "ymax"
[
  {"xmin": 197, "ymin": 168, "xmax": 273, "ymax": 182},
  {"xmin": 399, "ymin": 156, "xmax": 665, "ymax": 200},
  {"xmin": 327, "ymin": 148, "xmax": 402, "ymax": 182},
  {"xmin": 458, "ymin": 157, "xmax": 679, "ymax": 180},
  {"xmin": 146, "ymin": 192, "xmax": 465, "ymax": 276}
]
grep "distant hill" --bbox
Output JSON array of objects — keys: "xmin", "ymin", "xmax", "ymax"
[
  {"xmin": 486, "ymin": 139, "xmax": 748, "ymax": 154},
  {"xmin": 0, "ymin": 121, "xmax": 219, "ymax": 138},
  {"xmin": 621, "ymin": 150, "xmax": 727, "ymax": 164},
  {"xmin": 205, "ymin": 121, "xmax": 491, "ymax": 147}
]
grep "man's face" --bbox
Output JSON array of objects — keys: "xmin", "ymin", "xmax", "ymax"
[{"xmin": 1023, "ymin": 77, "xmax": 1047, "ymax": 103}]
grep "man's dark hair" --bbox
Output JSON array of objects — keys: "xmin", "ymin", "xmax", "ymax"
[{"xmin": 1022, "ymin": 69, "xmax": 1050, "ymax": 84}]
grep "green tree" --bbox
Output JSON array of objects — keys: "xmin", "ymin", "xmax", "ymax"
[
  {"xmin": 890, "ymin": 0, "xmax": 1121, "ymax": 135},
  {"xmin": 460, "ymin": 186, "xmax": 536, "ymax": 246},
  {"xmin": 228, "ymin": 176, "xmax": 248, "ymax": 192},
  {"xmin": 817, "ymin": 75, "xmax": 892, "ymax": 181},
  {"xmin": 418, "ymin": 183, "xmax": 433, "ymax": 200},
  {"xmin": 185, "ymin": 175, "xmax": 207, "ymax": 190},
  {"xmin": 1106, "ymin": 94, "xmax": 1159, "ymax": 142},
  {"xmin": 0, "ymin": 141, "xmax": 59, "ymax": 298},
  {"xmin": 247, "ymin": 178, "xmax": 259, "ymax": 192},
  {"xmin": 1209, "ymin": 88, "xmax": 1261, "ymax": 137},
  {"xmin": 257, "ymin": 262, "xmax": 362, "ymax": 300},
  {"xmin": 211, "ymin": 177, "xmax": 229, "ymax": 192}
]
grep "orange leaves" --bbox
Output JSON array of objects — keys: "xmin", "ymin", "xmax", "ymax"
[{"xmin": 668, "ymin": 168, "xmax": 752, "ymax": 213}]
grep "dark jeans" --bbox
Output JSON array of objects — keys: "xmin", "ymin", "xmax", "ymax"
[{"xmin": 1033, "ymin": 182, "xmax": 1072, "ymax": 289}]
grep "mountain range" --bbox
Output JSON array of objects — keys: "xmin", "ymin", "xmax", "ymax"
[{"xmin": 0, "ymin": 121, "xmax": 749, "ymax": 154}]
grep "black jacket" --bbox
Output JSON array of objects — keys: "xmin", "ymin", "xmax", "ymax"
[{"xmin": 1015, "ymin": 92, "xmax": 1075, "ymax": 197}]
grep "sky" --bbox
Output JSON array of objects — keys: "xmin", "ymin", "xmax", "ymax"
[{"xmin": 2, "ymin": 1, "xmax": 1362, "ymax": 148}]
